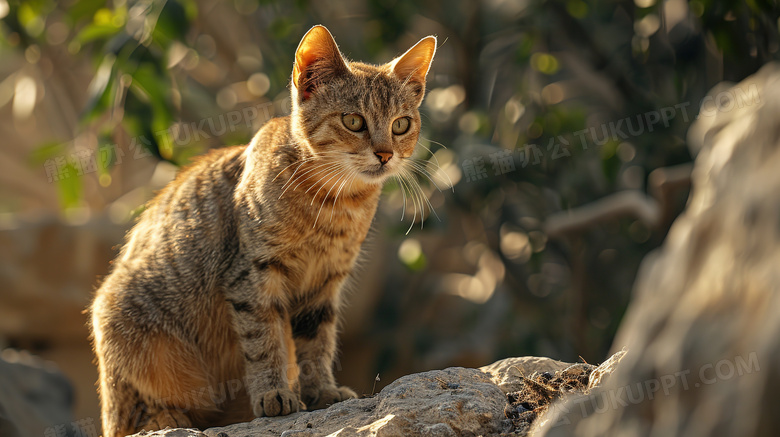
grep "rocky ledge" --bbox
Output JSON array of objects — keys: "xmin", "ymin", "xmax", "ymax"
[{"xmin": 130, "ymin": 355, "xmax": 620, "ymax": 437}]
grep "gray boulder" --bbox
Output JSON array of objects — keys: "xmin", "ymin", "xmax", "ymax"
[
  {"xmin": 536, "ymin": 63, "xmax": 780, "ymax": 436},
  {"xmin": 127, "ymin": 356, "xmax": 572, "ymax": 437},
  {"xmin": 0, "ymin": 349, "xmax": 76, "ymax": 437}
]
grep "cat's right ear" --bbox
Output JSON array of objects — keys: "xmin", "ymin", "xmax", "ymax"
[
  {"xmin": 390, "ymin": 36, "xmax": 437, "ymax": 87},
  {"xmin": 292, "ymin": 25, "xmax": 349, "ymax": 101}
]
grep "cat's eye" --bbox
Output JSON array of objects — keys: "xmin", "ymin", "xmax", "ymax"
[
  {"xmin": 392, "ymin": 117, "xmax": 411, "ymax": 135},
  {"xmin": 342, "ymin": 113, "xmax": 366, "ymax": 132}
]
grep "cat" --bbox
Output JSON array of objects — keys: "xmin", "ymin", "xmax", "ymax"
[{"xmin": 90, "ymin": 25, "xmax": 436, "ymax": 436}]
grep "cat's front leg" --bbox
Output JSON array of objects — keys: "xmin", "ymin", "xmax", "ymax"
[
  {"xmin": 225, "ymin": 261, "xmax": 302, "ymax": 417},
  {"xmin": 292, "ymin": 283, "xmax": 357, "ymax": 410}
]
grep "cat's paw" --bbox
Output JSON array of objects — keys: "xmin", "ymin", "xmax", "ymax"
[
  {"xmin": 253, "ymin": 388, "xmax": 301, "ymax": 417},
  {"xmin": 145, "ymin": 408, "xmax": 192, "ymax": 429},
  {"xmin": 304, "ymin": 385, "xmax": 358, "ymax": 410}
]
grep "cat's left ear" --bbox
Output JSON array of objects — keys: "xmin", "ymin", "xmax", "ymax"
[
  {"xmin": 390, "ymin": 36, "xmax": 437, "ymax": 87},
  {"xmin": 293, "ymin": 25, "xmax": 349, "ymax": 101}
]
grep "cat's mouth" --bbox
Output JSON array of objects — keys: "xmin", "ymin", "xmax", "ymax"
[{"xmin": 361, "ymin": 166, "xmax": 390, "ymax": 178}]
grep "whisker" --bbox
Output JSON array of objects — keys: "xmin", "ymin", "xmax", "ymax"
[
  {"xmin": 411, "ymin": 159, "xmax": 454, "ymax": 191},
  {"xmin": 314, "ymin": 167, "xmax": 350, "ymax": 228},
  {"xmin": 400, "ymin": 65, "xmax": 423, "ymax": 88},
  {"xmin": 272, "ymin": 149, "xmax": 346, "ymax": 183},
  {"xmin": 303, "ymin": 161, "xmax": 344, "ymax": 193},
  {"xmin": 285, "ymin": 160, "xmax": 340, "ymax": 194},
  {"xmin": 279, "ymin": 160, "xmax": 338, "ymax": 199},
  {"xmin": 280, "ymin": 158, "xmax": 345, "ymax": 199},
  {"xmin": 396, "ymin": 170, "xmax": 419, "ymax": 235},
  {"xmin": 401, "ymin": 165, "xmax": 441, "ymax": 224},
  {"xmin": 279, "ymin": 154, "xmax": 343, "ymax": 193},
  {"xmin": 394, "ymin": 175, "xmax": 408, "ymax": 222},
  {"xmin": 414, "ymin": 144, "xmax": 453, "ymax": 189},
  {"xmin": 409, "ymin": 144, "xmax": 455, "ymax": 192},
  {"xmin": 330, "ymin": 170, "xmax": 357, "ymax": 222},
  {"xmin": 278, "ymin": 161, "xmax": 310, "ymax": 199},
  {"xmin": 414, "ymin": 141, "xmax": 437, "ymax": 160},
  {"xmin": 403, "ymin": 167, "xmax": 425, "ymax": 228},
  {"xmin": 309, "ymin": 162, "xmax": 349, "ymax": 204},
  {"xmin": 416, "ymin": 176, "xmax": 441, "ymax": 223},
  {"xmin": 412, "ymin": 140, "xmax": 455, "ymax": 192},
  {"xmin": 404, "ymin": 176, "xmax": 420, "ymax": 235},
  {"xmin": 405, "ymin": 159, "xmax": 445, "ymax": 192},
  {"xmin": 274, "ymin": 157, "xmax": 317, "ymax": 184},
  {"xmin": 419, "ymin": 136, "xmax": 448, "ymax": 150}
]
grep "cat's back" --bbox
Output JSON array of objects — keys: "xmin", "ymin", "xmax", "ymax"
[
  {"xmin": 109, "ymin": 145, "xmax": 247, "ymax": 285},
  {"xmin": 248, "ymin": 115, "xmax": 296, "ymax": 166}
]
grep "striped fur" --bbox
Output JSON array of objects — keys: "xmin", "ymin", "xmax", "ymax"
[{"xmin": 90, "ymin": 25, "xmax": 436, "ymax": 436}]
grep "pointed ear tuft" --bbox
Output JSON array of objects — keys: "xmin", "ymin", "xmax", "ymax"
[
  {"xmin": 293, "ymin": 25, "xmax": 348, "ymax": 101},
  {"xmin": 391, "ymin": 36, "xmax": 437, "ymax": 85}
]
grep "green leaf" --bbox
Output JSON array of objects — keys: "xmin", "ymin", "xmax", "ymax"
[
  {"xmin": 56, "ymin": 163, "xmax": 82, "ymax": 209},
  {"xmin": 151, "ymin": 0, "xmax": 189, "ymax": 47},
  {"xmin": 28, "ymin": 141, "xmax": 67, "ymax": 166},
  {"xmin": 17, "ymin": 2, "xmax": 46, "ymax": 37},
  {"xmin": 74, "ymin": 22, "xmax": 121, "ymax": 44},
  {"xmin": 80, "ymin": 54, "xmax": 117, "ymax": 123},
  {"xmin": 129, "ymin": 65, "xmax": 174, "ymax": 134},
  {"xmin": 65, "ymin": 0, "xmax": 107, "ymax": 25}
]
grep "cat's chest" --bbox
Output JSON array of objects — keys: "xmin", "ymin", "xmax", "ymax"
[
  {"xmin": 297, "ymin": 224, "xmax": 364, "ymax": 274},
  {"xmin": 239, "ymin": 182, "xmax": 378, "ymax": 293},
  {"xmin": 261, "ymin": 218, "xmax": 368, "ymax": 295}
]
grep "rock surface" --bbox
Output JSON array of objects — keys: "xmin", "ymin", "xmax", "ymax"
[
  {"xmin": 536, "ymin": 63, "xmax": 780, "ymax": 436},
  {"xmin": 0, "ymin": 349, "xmax": 76, "ymax": 437},
  {"xmin": 128, "ymin": 356, "xmax": 571, "ymax": 437}
]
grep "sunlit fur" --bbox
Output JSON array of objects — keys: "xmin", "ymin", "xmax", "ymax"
[{"xmin": 90, "ymin": 26, "xmax": 436, "ymax": 436}]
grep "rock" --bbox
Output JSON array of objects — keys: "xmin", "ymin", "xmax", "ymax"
[
  {"xmin": 0, "ymin": 216, "xmax": 133, "ymax": 431},
  {"xmin": 0, "ymin": 403, "xmax": 22, "ymax": 437},
  {"xmin": 0, "ymin": 216, "xmax": 125, "ymax": 344},
  {"xmin": 205, "ymin": 367, "xmax": 507, "ymax": 437},
  {"xmin": 0, "ymin": 349, "xmax": 76, "ymax": 437},
  {"xmin": 479, "ymin": 356, "xmax": 572, "ymax": 395},
  {"xmin": 536, "ymin": 62, "xmax": 780, "ymax": 436},
  {"xmin": 126, "ymin": 357, "xmax": 581, "ymax": 437},
  {"xmin": 585, "ymin": 348, "xmax": 626, "ymax": 391}
]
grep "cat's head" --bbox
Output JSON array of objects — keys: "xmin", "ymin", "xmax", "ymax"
[{"xmin": 290, "ymin": 25, "xmax": 436, "ymax": 185}]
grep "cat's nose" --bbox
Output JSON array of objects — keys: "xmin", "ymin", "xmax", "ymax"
[{"xmin": 374, "ymin": 151, "xmax": 393, "ymax": 165}]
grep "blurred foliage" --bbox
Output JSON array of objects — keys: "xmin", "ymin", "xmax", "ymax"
[{"xmin": 2, "ymin": 0, "xmax": 779, "ymax": 377}]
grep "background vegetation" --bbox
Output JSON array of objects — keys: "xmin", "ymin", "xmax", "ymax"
[{"xmin": 1, "ymin": 0, "xmax": 778, "ymax": 430}]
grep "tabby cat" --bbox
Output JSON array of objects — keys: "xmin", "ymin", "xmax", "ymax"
[{"xmin": 90, "ymin": 25, "xmax": 436, "ymax": 436}]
